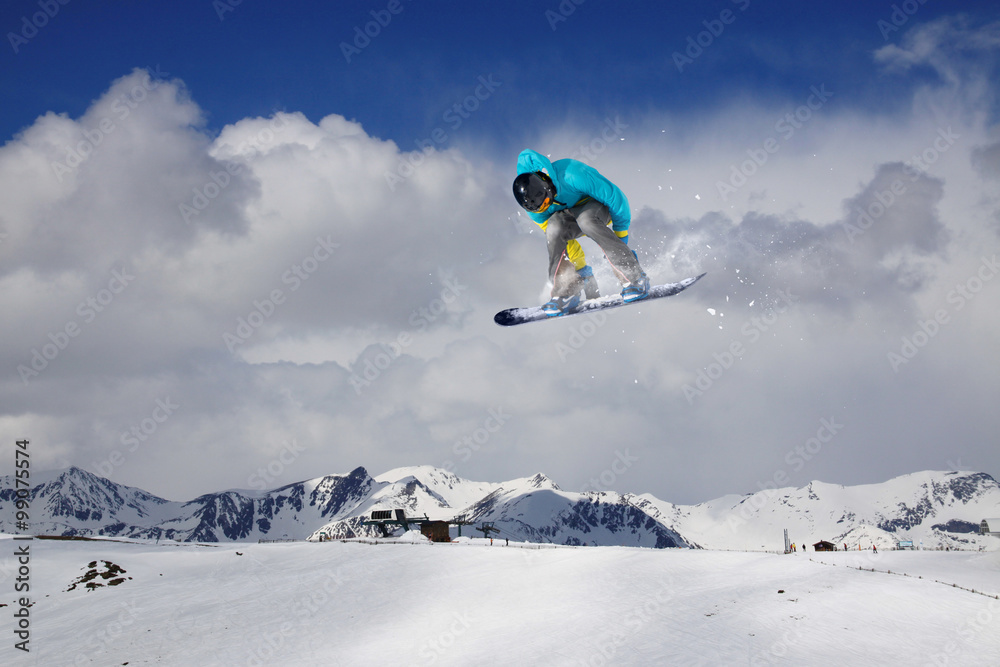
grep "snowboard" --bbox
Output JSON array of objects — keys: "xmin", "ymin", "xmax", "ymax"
[{"xmin": 494, "ymin": 273, "xmax": 706, "ymax": 326}]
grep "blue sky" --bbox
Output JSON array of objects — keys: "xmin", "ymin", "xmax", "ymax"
[
  {"xmin": 4, "ymin": 0, "xmax": 986, "ymax": 153},
  {"xmin": 2, "ymin": 1, "xmax": 1000, "ymax": 504}
]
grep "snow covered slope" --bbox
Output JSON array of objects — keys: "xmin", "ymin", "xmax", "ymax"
[
  {"xmin": 306, "ymin": 466, "xmax": 505, "ymax": 541},
  {"xmin": 4, "ymin": 535, "xmax": 999, "ymax": 665},
  {"xmin": 2, "ymin": 467, "xmax": 998, "ymax": 551},
  {"xmin": 631, "ymin": 470, "xmax": 1000, "ymax": 551},
  {"xmin": 0, "ymin": 466, "xmax": 176, "ymax": 535},
  {"xmin": 454, "ymin": 474, "xmax": 693, "ymax": 548},
  {"xmin": 308, "ymin": 471, "xmax": 693, "ymax": 547},
  {"xmin": 374, "ymin": 465, "xmax": 502, "ymax": 512},
  {"xmin": 0, "ymin": 466, "xmax": 377, "ymax": 542}
]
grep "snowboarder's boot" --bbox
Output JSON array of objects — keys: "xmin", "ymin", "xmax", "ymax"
[
  {"xmin": 542, "ymin": 293, "xmax": 582, "ymax": 316},
  {"xmin": 621, "ymin": 273, "xmax": 650, "ymax": 303}
]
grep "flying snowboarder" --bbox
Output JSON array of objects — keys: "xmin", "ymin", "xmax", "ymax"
[{"xmin": 512, "ymin": 149, "xmax": 650, "ymax": 316}]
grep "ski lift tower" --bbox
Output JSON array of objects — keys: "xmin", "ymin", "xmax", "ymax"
[
  {"xmin": 362, "ymin": 509, "xmax": 430, "ymax": 537},
  {"xmin": 476, "ymin": 522, "xmax": 501, "ymax": 539},
  {"xmin": 452, "ymin": 514, "xmax": 475, "ymax": 537}
]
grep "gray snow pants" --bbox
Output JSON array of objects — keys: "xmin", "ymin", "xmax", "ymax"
[{"xmin": 546, "ymin": 199, "xmax": 645, "ymax": 297}]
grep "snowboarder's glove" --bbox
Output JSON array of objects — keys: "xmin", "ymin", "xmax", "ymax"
[{"xmin": 615, "ymin": 230, "xmax": 629, "ymax": 245}]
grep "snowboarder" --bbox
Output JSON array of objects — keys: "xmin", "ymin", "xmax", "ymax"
[{"xmin": 512, "ymin": 149, "xmax": 650, "ymax": 315}]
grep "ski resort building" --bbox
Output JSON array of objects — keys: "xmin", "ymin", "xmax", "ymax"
[
  {"xmin": 813, "ymin": 541, "xmax": 837, "ymax": 551},
  {"xmin": 420, "ymin": 521, "xmax": 451, "ymax": 543},
  {"xmin": 362, "ymin": 509, "xmax": 455, "ymax": 542},
  {"xmin": 980, "ymin": 519, "xmax": 1000, "ymax": 536}
]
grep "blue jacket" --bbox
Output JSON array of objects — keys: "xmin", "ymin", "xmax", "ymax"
[{"xmin": 516, "ymin": 149, "xmax": 631, "ymax": 233}]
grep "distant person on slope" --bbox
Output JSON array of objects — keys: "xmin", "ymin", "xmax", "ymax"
[{"xmin": 512, "ymin": 149, "xmax": 649, "ymax": 316}]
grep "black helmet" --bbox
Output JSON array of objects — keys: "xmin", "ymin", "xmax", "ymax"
[{"xmin": 513, "ymin": 171, "xmax": 557, "ymax": 213}]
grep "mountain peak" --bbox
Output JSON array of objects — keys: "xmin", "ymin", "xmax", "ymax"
[{"xmin": 527, "ymin": 473, "xmax": 559, "ymax": 490}]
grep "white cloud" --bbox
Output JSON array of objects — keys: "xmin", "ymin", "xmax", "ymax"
[{"xmin": 2, "ymin": 16, "xmax": 999, "ymax": 504}]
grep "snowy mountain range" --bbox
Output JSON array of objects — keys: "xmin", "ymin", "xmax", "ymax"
[
  {"xmin": 2, "ymin": 466, "xmax": 998, "ymax": 550},
  {"xmin": 630, "ymin": 470, "xmax": 1000, "ymax": 551}
]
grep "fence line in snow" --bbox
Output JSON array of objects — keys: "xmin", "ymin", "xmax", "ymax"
[{"xmin": 808, "ymin": 557, "xmax": 1000, "ymax": 600}]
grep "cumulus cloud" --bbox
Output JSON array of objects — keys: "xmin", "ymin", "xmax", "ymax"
[
  {"xmin": 0, "ymin": 67, "xmax": 508, "ymax": 495},
  {"xmin": 874, "ymin": 15, "xmax": 1000, "ymax": 120},
  {"xmin": 626, "ymin": 159, "xmax": 947, "ymax": 314},
  {"xmin": 971, "ymin": 140, "xmax": 1000, "ymax": 234},
  {"xmin": 2, "ymin": 15, "xmax": 999, "ymax": 504},
  {"xmin": 972, "ymin": 141, "xmax": 1000, "ymax": 180}
]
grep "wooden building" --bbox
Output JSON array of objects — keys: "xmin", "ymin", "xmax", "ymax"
[
  {"xmin": 420, "ymin": 521, "xmax": 452, "ymax": 543},
  {"xmin": 813, "ymin": 540, "xmax": 837, "ymax": 551}
]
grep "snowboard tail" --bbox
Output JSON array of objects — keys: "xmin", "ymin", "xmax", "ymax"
[{"xmin": 494, "ymin": 273, "xmax": 706, "ymax": 326}]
